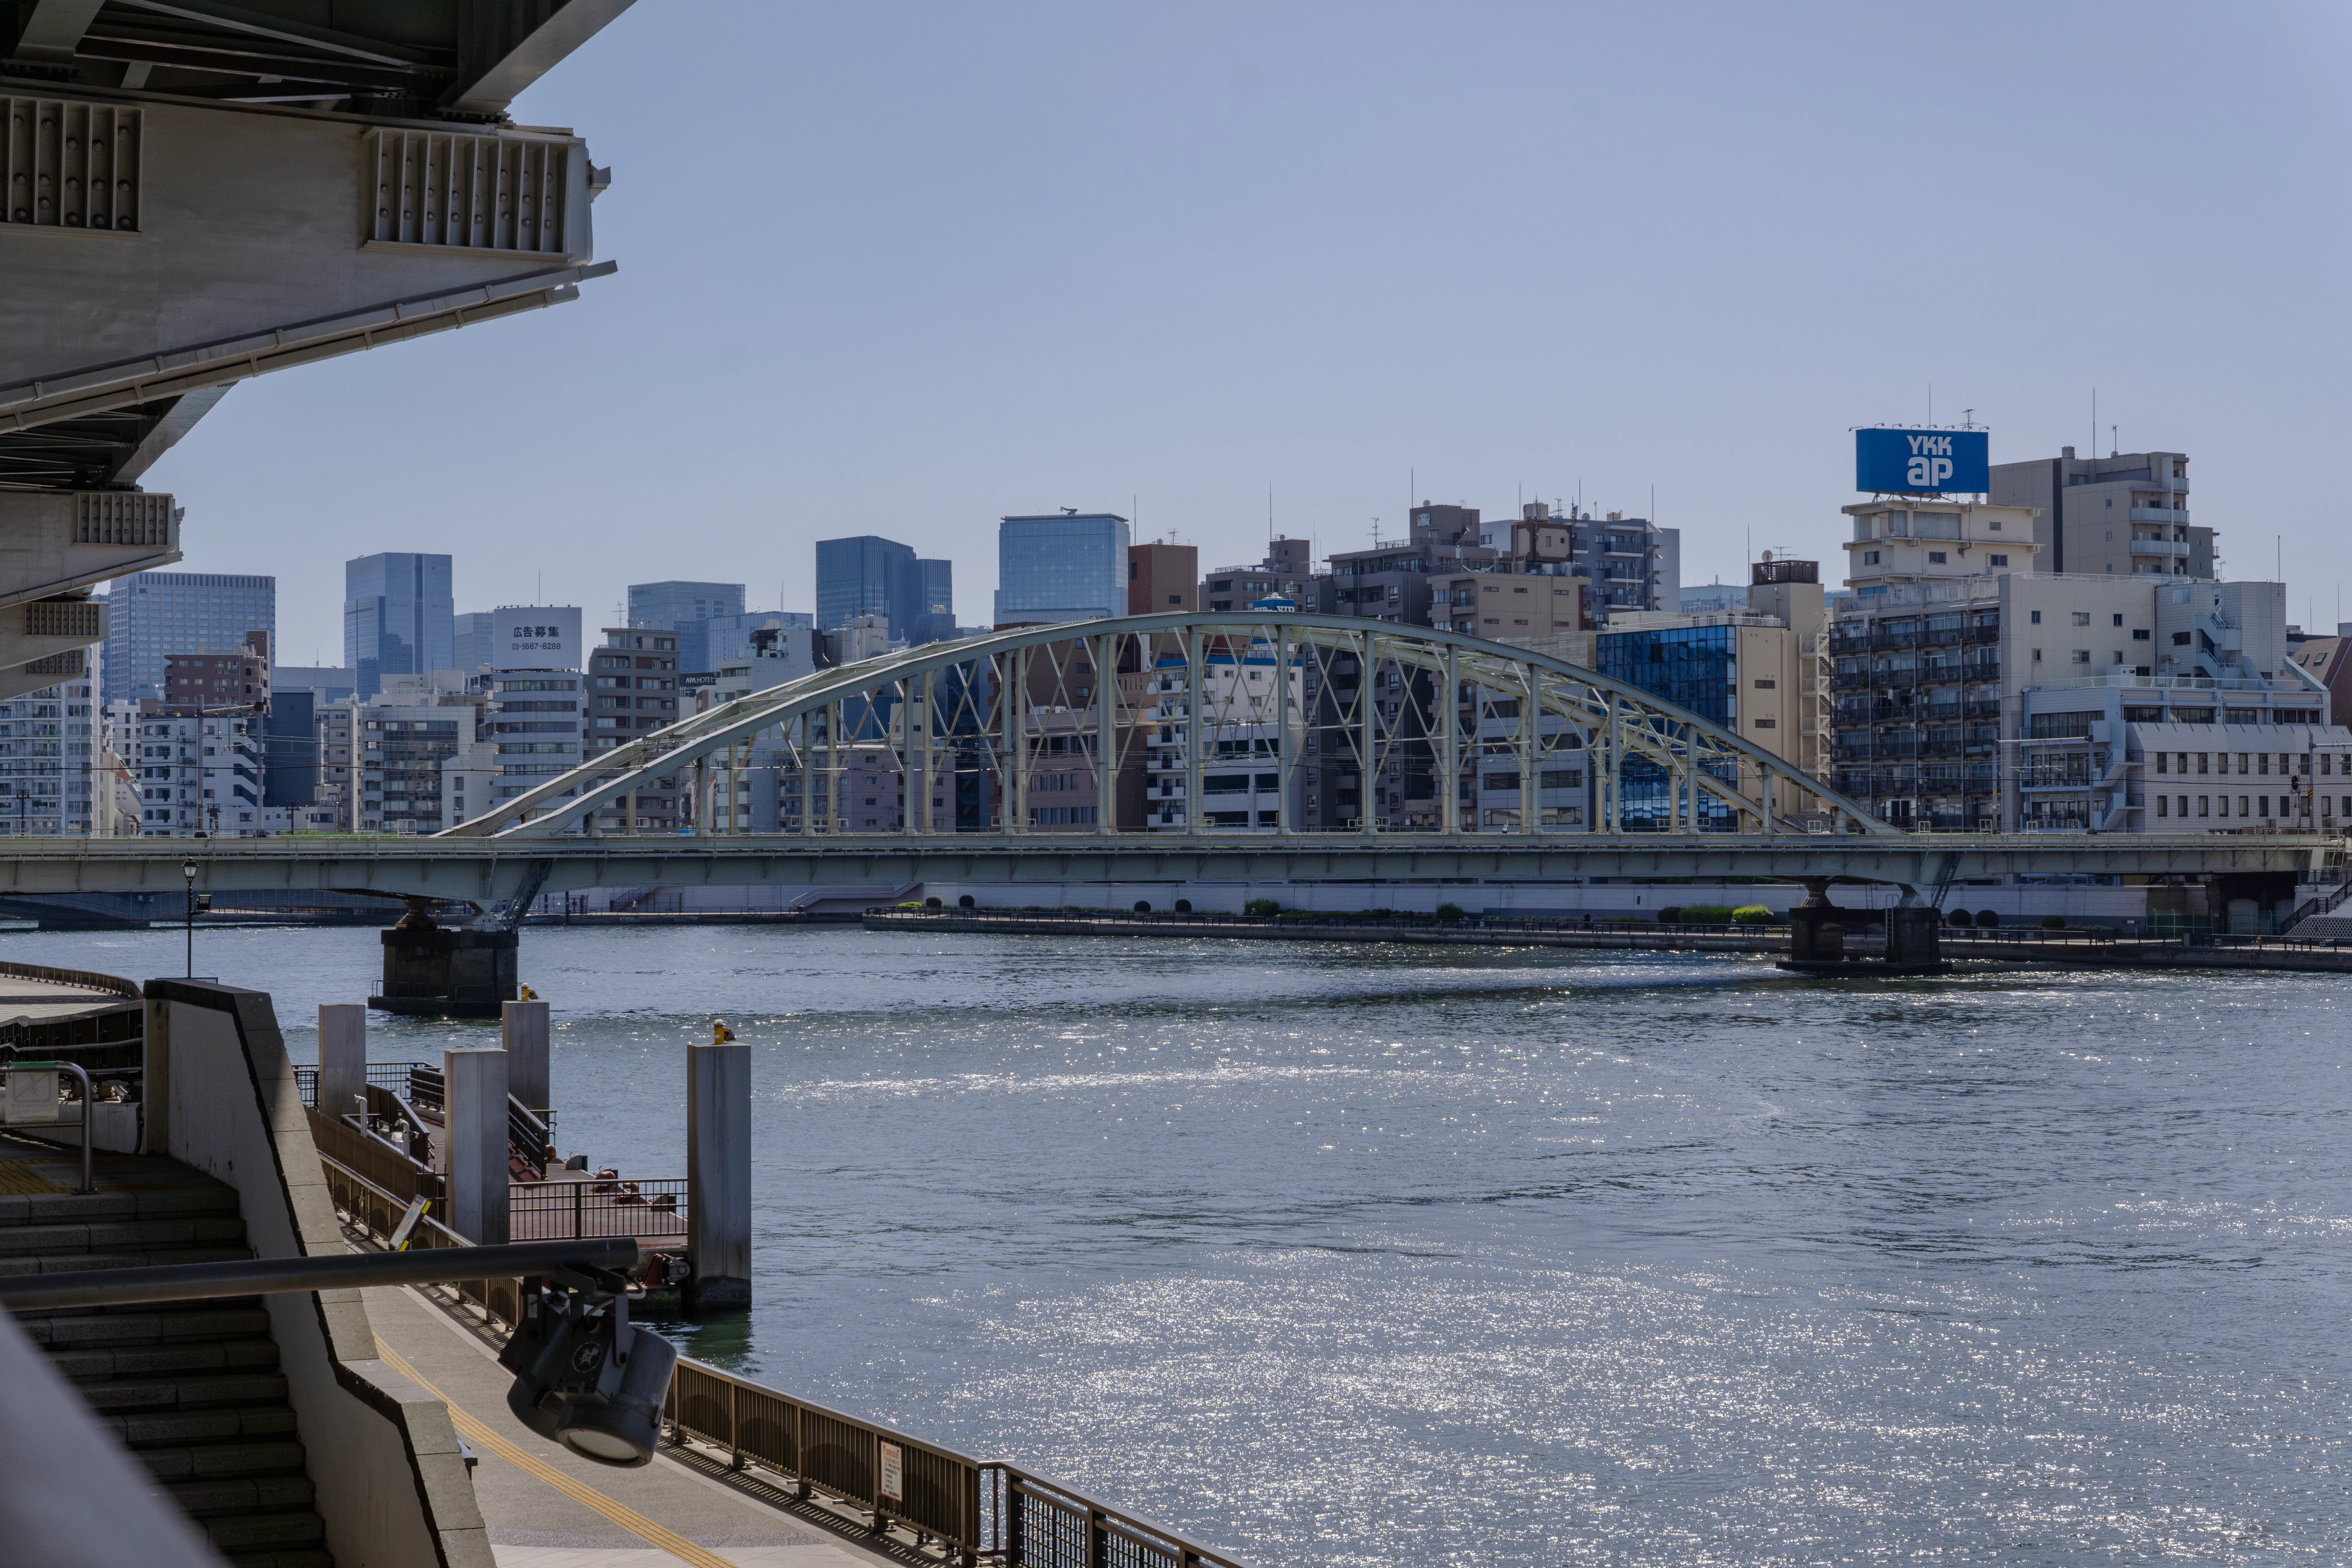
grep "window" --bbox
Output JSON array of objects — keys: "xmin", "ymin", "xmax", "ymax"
[
  {"xmin": 2198, "ymin": 795, "xmax": 2210, "ymax": 817},
  {"xmin": 1863, "ymin": 551, "xmax": 1880, "ymax": 565},
  {"xmin": 1753, "ymin": 679, "xmax": 1776, "ymax": 689},
  {"xmin": 2156, "ymin": 754, "xmax": 2168, "ymax": 774},
  {"xmin": 1753, "ymin": 718, "xmax": 1776, "ymax": 729},
  {"xmin": 2158, "ymin": 795, "xmax": 2167, "ymax": 816},
  {"xmin": 2071, "ymin": 650, "xmax": 2091, "ymax": 664},
  {"xmin": 2031, "ymin": 610, "xmax": 2042, "ymax": 624},
  {"xmin": 2132, "ymin": 629, "xmax": 2150, "ymax": 641},
  {"xmin": 1928, "ymin": 551, "xmax": 1947, "ymax": 564},
  {"xmin": 2032, "ymin": 648, "xmax": 2042, "ymax": 662},
  {"xmin": 1989, "ymin": 519, "xmax": 2002, "ymax": 531},
  {"xmin": 2072, "ymin": 612, "xmax": 2091, "ymax": 626},
  {"xmin": 1989, "ymin": 554, "xmax": 2009, "ymax": 566}
]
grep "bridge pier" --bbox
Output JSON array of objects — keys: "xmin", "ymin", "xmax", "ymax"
[
  {"xmin": 1780, "ymin": 880, "xmax": 1949, "ymax": 977},
  {"xmin": 369, "ymin": 901, "xmax": 517, "ymax": 1020}
]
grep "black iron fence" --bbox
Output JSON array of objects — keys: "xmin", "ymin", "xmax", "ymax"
[{"xmin": 510, "ymin": 1176, "xmax": 688, "ymax": 1241}]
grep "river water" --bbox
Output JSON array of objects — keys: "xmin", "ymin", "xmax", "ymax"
[{"xmin": 22, "ymin": 924, "xmax": 2352, "ymax": 1565}]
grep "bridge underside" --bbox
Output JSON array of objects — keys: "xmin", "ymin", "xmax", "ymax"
[{"xmin": 0, "ymin": 834, "xmax": 2327, "ymax": 908}]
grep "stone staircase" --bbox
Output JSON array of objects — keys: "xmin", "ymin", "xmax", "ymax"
[{"xmin": 2, "ymin": 1151, "xmax": 334, "ymax": 1568}]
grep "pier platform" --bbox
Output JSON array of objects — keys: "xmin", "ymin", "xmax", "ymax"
[{"xmin": 365, "ymin": 1282, "xmax": 905, "ymax": 1568}]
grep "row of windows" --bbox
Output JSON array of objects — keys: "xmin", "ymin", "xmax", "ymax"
[
  {"xmin": 2154, "ymin": 752, "xmax": 2319, "ymax": 776},
  {"xmin": 2154, "ymin": 795, "xmax": 2341, "ymax": 819}
]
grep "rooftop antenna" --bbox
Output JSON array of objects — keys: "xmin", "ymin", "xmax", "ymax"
[
  {"xmin": 1962, "ymin": 407, "xmax": 1976, "ymax": 429},
  {"xmin": 2091, "ymin": 387, "xmax": 2096, "ymax": 460},
  {"xmin": 2111, "ymin": 424, "xmax": 2118, "ymax": 458}
]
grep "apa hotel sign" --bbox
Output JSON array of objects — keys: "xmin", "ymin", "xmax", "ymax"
[{"xmin": 1856, "ymin": 428, "xmax": 1989, "ymax": 494}]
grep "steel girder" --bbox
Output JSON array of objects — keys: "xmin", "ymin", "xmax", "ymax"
[{"xmin": 444, "ymin": 613, "xmax": 1900, "ymax": 843}]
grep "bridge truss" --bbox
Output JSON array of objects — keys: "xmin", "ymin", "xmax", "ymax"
[{"xmin": 446, "ymin": 613, "xmax": 1898, "ymax": 844}]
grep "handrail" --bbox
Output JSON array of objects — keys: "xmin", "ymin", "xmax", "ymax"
[
  {"xmin": 0, "ymin": 959, "xmax": 142, "ymax": 1000},
  {"xmin": 0, "ymin": 1060, "xmax": 94, "ymax": 1193}
]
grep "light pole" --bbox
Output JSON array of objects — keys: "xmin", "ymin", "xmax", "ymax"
[{"xmin": 181, "ymin": 858, "xmax": 196, "ymax": 978}]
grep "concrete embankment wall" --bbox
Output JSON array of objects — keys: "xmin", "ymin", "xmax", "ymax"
[
  {"xmin": 148, "ymin": 979, "xmax": 495, "ymax": 1568},
  {"xmin": 910, "ymin": 878, "xmax": 2159, "ymax": 927},
  {"xmin": 866, "ymin": 913, "xmax": 2352, "ymax": 973}
]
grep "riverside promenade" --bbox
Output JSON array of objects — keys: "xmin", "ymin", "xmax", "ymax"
[
  {"xmin": 864, "ymin": 908, "xmax": 2352, "ymax": 974},
  {"xmin": 365, "ymin": 1283, "xmax": 909, "ymax": 1568}
]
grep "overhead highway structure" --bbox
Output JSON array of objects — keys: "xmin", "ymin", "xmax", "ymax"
[{"xmin": 0, "ymin": 0, "xmax": 633, "ymax": 697}]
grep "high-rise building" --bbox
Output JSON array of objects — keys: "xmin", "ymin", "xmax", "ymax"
[
  {"xmin": 344, "ymin": 552, "xmax": 454, "ymax": 698},
  {"xmin": 1989, "ymin": 447, "xmax": 2211, "ymax": 579},
  {"xmin": 484, "ymin": 606, "xmax": 583, "ymax": 819},
  {"xmin": 0, "ymin": 675, "xmax": 98, "ymax": 835},
  {"xmin": 815, "ymin": 538, "xmax": 951, "ymax": 644},
  {"xmin": 629, "ymin": 581, "xmax": 746, "ymax": 632},
  {"xmin": 908, "ymin": 557, "xmax": 955, "ymax": 645},
  {"xmin": 453, "ymin": 611, "xmax": 496, "ymax": 673},
  {"xmin": 817, "ymin": 537, "xmax": 914, "ymax": 632},
  {"xmin": 995, "ymin": 512, "xmax": 1130, "ymax": 627},
  {"xmin": 110, "ymin": 703, "xmax": 261, "ymax": 837},
  {"xmin": 101, "ymin": 571, "xmax": 276, "ymax": 705},
  {"xmin": 584, "ymin": 627, "xmax": 682, "ymax": 832}
]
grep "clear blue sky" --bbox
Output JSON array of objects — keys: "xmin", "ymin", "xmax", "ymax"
[{"xmin": 145, "ymin": 1, "xmax": 2352, "ymax": 664}]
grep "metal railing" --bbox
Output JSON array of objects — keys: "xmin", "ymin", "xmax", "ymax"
[
  {"xmin": 664, "ymin": 1358, "xmax": 1249, "ymax": 1568},
  {"xmin": 0, "ymin": 1060, "xmax": 94, "ymax": 1192},
  {"xmin": 511, "ymin": 1177, "xmax": 687, "ymax": 1240},
  {"xmin": 319, "ymin": 1148, "xmax": 1248, "ymax": 1567}
]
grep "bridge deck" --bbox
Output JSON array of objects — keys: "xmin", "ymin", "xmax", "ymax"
[{"xmin": 0, "ymin": 831, "xmax": 2332, "ymax": 906}]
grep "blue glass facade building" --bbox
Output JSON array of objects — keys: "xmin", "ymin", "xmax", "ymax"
[
  {"xmin": 102, "ymin": 571, "xmax": 277, "ymax": 704},
  {"xmin": 995, "ymin": 513, "xmax": 1129, "ymax": 626},
  {"xmin": 1596, "ymin": 623, "xmax": 1739, "ymax": 830},
  {"xmin": 343, "ymin": 553, "xmax": 454, "ymax": 698},
  {"xmin": 815, "ymin": 538, "xmax": 951, "ymax": 644}
]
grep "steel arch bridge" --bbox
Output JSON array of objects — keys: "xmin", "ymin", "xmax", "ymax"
[{"xmin": 445, "ymin": 612, "xmax": 1895, "ymax": 845}]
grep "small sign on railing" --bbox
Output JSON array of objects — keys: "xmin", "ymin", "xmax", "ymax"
[{"xmin": 879, "ymin": 1440, "xmax": 903, "ymax": 1507}]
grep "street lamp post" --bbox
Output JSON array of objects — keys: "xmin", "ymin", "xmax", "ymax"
[{"xmin": 181, "ymin": 858, "xmax": 196, "ymax": 978}]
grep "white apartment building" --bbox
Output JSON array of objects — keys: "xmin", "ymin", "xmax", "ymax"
[
  {"xmin": 110, "ymin": 704, "xmax": 263, "ymax": 836},
  {"xmin": 0, "ymin": 676, "xmax": 98, "ymax": 835},
  {"xmin": 1140, "ymin": 635, "xmax": 1305, "ymax": 831}
]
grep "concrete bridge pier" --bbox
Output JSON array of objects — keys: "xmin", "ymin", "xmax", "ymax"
[
  {"xmin": 1782, "ymin": 880, "xmax": 1950, "ymax": 976},
  {"xmin": 1785, "ymin": 880, "xmax": 1849, "ymax": 966},
  {"xmin": 370, "ymin": 900, "xmax": 517, "ymax": 1020},
  {"xmin": 1882, "ymin": 890, "xmax": 1949, "ymax": 975}
]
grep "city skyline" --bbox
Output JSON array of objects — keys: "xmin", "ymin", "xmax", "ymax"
[{"xmin": 128, "ymin": 4, "xmax": 2352, "ymax": 667}]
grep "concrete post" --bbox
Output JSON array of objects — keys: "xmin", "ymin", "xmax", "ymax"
[
  {"xmin": 317, "ymin": 1004, "xmax": 367, "ymax": 1127},
  {"xmin": 501, "ymin": 1000, "xmax": 550, "ymax": 1119},
  {"xmin": 686, "ymin": 1040, "xmax": 751, "ymax": 1310},
  {"xmin": 444, "ymin": 1048, "xmax": 509, "ymax": 1246}
]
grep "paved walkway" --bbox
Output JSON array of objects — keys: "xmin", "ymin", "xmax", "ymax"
[{"xmin": 364, "ymin": 1284, "xmax": 906, "ymax": 1568}]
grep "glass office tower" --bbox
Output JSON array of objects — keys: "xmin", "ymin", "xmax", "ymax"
[
  {"xmin": 993, "ymin": 513, "xmax": 1130, "ymax": 626},
  {"xmin": 344, "ymin": 553, "xmax": 454, "ymax": 698}
]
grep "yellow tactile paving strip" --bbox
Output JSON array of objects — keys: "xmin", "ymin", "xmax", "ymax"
[
  {"xmin": 375, "ymin": 1339, "xmax": 744, "ymax": 1568},
  {"xmin": 0, "ymin": 1160, "xmax": 63, "ymax": 1194}
]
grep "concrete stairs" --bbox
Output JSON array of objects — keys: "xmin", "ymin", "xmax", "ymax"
[{"xmin": 2, "ymin": 1159, "xmax": 334, "ymax": 1568}]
